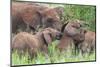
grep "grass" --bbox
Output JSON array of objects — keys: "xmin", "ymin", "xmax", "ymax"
[
  {"xmin": 62, "ymin": 5, "xmax": 96, "ymax": 32},
  {"xmin": 12, "ymin": 40, "xmax": 96, "ymax": 66}
]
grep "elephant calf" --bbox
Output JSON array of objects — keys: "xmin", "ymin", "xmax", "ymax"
[
  {"xmin": 78, "ymin": 30, "xmax": 96, "ymax": 55},
  {"xmin": 12, "ymin": 28, "xmax": 61, "ymax": 58},
  {"xmin": 57, "ymin": 21, "xmax": 86, "ymax": 54}
]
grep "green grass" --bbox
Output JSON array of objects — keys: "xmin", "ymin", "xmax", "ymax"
[
  {"xmin": 12, "ymin": 40, "xmax": 96, "ymax": 66},
  {"xmin": 62, "ymin": 5, "xmax": 96, "ymax": 31}
]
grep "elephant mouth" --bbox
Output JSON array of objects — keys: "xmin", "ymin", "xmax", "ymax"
[{"xmin": 56, "ymin": 32, "xmax": 63, "ymax": 40}]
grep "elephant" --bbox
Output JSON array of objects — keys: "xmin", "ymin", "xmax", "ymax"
[{"xmin": 12, "ymin": 2, "xmax": 63, "ymax": 33}]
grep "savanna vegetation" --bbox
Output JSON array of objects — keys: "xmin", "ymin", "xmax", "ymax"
[{"xmin": 12, "ymin": 3, "xmax": 96, "ymax": 66}]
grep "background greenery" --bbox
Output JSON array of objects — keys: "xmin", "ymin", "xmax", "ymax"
[
  {"xmin": 12, "ymin": 3, "xmax": 96, "ymax": 66},
  {"xmin": 62, "ymin": 4, "xmax": 96, "ymax": 31}
]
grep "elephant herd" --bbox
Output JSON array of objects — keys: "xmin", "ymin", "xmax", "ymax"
[{"xmin": 11, "ymin": 2, "xmax": 96, "ymax": 59}]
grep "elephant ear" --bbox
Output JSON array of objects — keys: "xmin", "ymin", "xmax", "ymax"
[
  {"xmin": 54, "ymin": 6, "xmax": 64, "ymax": 16},
  {"xmin": 42, "ymin": 31, "xmax": 52, "ymax": 46},
  {"xmin": 21, "ymin": 7, "xmax": 42, "ymax": 26},
  {"xmin": 61, "ymin": 22, "xmax": 69, "ymax": 33}
]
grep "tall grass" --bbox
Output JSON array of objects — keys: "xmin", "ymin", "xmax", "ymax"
[
  {"xmin": 62, "ymin": 5, "xmax": 96, "ymax": 31},
  {"xmin": 12, "ymin": 40, "xmax": 96, "ymax": 66}
]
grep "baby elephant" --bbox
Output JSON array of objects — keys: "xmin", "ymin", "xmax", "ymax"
[
  {"xmin": 57, "ymin": 21, "xmax": 86, "ymax": 54},
  {"xmin": 78, "ymin": 30, "xmax": 96, "ymax": 55},
  {"xmin": 12, "ymin": 28, "xmax": 61, "ymax": 59}
]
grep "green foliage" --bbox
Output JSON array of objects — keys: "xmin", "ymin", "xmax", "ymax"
[{"xmin": 62, "ymin": 5, "xmax": 96, "ymax": 31}]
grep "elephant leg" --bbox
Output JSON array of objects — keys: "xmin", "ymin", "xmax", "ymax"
[{"xmin": 75, "ymin": 44, "xmax": 79, "ymax": 55}]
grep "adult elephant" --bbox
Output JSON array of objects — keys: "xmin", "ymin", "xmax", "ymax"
[{"xmin": 12, "ymin": 2, "xmax": 63, "ymax": 33}]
